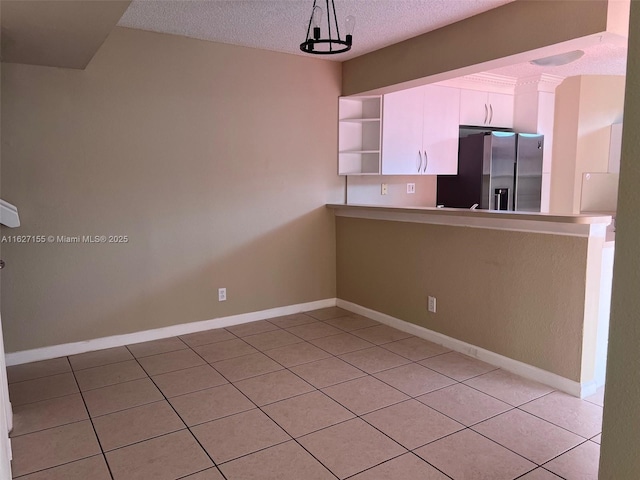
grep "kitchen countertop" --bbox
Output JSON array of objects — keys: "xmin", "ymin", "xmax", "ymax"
[{"xmin": 327, "ymin": 204, "xmax": 612, "ymax": 237}]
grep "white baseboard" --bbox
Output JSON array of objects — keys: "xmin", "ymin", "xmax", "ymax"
[
  {"xmin": 337, "ymin": 299, "xmax": 591, "ymax": 398},
  {"xmin": 5, "ymin": 298, "xmax": 337, "ymax": 366}
]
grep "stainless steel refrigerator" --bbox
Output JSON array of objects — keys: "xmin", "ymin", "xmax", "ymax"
[{"xmin": 436, "ymin": 131, "xmax": 544, "ymax": 212}]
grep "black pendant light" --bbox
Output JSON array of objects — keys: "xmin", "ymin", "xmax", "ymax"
[{"xmin": 300, "ymin": 0, "xmax": 354, "ymax": 55}]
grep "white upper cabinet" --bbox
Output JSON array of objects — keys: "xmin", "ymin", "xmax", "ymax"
[
  {"xmin": 381, "ymin": 87, "xmax": 424, "ymax": 175},
  {"xmin": 423, "ymin": 85, "xmax": 460, "ymax": 174},
  {"xmin": 487, "ymin": 92, "xmax": 514, "ymax": 128},
  {"xmin": 382, "ymin": 85, "xmax": 460, "ymax": 175},
  {"xmin": 460, "ymin": 89, "xmax": 514, "ymax": 128}
]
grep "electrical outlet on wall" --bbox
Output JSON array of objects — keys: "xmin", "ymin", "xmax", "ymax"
[
  {"xmin": 381, "ymin": 183, "xmax": 388, "ymax": 195},
  {"xmin": 218, "ymin": 288, "xmax": 227, "ymax": 302},
  {"xmin": 428, "ymin": 296, "xmax": 436, "ymax": 313},
  {"xmin": 407, "ymin": 183, "xmax": 416, "ymax": 194}
]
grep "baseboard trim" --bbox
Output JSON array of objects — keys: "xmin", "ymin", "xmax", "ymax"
[
  {"xmin": 5, "ymin": 298, "xmax": 337, "ymax": 366},
  {"xmin": 337, "ymin": 299, "xmax": 590, "ymax": 398}
]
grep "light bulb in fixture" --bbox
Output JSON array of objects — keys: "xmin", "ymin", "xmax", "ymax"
[
  {"xmin": 312, "ymin": 6, "xmax": 323, "ymax": 40},
  {"xmin": 345, "ymin": 15, "xmax": 355, "ymax": 46}
]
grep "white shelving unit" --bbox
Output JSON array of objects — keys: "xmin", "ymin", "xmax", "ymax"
[{"xmin": 338, "ymin": 96, "xmax": 382, "ymax": 175}]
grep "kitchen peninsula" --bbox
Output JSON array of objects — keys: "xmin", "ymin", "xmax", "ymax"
[{"xmin": 329, "ymin": 203, "xmax": 612, "ymax": 398}]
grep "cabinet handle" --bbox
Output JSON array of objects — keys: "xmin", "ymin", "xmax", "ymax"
[
  {"xmin": 417, "ymin": 150, "xmax": 422, "ymax": 173},
  {"xmin": 484, "ymin": 104, "xmax": 489, "ymax": 125},
  {"xmin": 423, "ymin": 150, "xmax": 428, "ymax": 173},
  {"xmin": 489, "ymin": 104, "xmax": 494, "ymax": 124}
]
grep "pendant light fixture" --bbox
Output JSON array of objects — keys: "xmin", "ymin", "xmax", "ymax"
[{"xmin": 300, "ymin": 0, "xmax": 354, "ymax": 55}]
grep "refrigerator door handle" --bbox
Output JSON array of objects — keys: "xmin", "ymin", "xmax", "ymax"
[
  {"xmin": 417, "ymin": 150, "xmax": 422, "ymax": 173},
  {"xmin": 423, "ymin": 150, "xmax": 428, "ymax": 173}
]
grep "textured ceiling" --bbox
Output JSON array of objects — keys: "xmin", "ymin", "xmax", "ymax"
[
  {"xmin": 489, "ymin": 42, "xmax": 628, "ymax": 78},
  {"xmin": 118, "ymin": 0, "xmax": 515, "ymax": 61},
  {"xmin": 118, "ymin": 0, "xmax": 628, "ymax": 77}
]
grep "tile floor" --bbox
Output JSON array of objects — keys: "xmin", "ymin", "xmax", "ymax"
[{"xmin": 6, "ymin": 307, "xmax": 605, "ymax": 479}]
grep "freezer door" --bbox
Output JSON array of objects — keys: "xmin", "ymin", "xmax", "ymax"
[
  {"xmin": 483, "ymin": 132, "xmax": 516, "ymax": 210},
  {"xmin": 515, "ymin": 134, "xmax": 544, "ymax": 212}
]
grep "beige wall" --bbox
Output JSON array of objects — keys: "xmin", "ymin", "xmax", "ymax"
[
  {"xmin": 342, "ymin": 0, "xmax": 609, "ymax": 95},
  {"xmin": 336, "ymin": 216, "xmax": 592, "ymax": 381},
  {"xmin": 549, "ymin": 75, "xmax": 625, "ymax": 214},
  {"xmin": 0, "ymin": 27, "xmax": 343, "ymax": 352},
  {"xmin": 346, "ymin": 175, "xmax": 437, "ymax": 207},
  {"xmin": 599, "ymin": 0, "xmax": 640, "ymax": 476}
]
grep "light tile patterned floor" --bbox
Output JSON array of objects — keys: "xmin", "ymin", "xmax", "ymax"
[{"xmin": 7, "ymin": 307, "xmax": 603, "ymax": 479}]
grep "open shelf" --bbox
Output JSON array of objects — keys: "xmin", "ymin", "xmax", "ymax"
[{"xmin": 338, "ymin": 96, "xmax": 382, "ymax": 176}]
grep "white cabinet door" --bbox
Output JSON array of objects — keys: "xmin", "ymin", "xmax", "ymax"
[
  {"xmin": 381, "ymin": 87, "xmax": 424, "ymax": 175},
  {"xmin": 459, "ymin": 89, "xmax": 489, "ymax": 126},
  {"xmin": 487, "ymin": 92, "xmax": 514, "ymax": 128},
  {"xmin": 460, "ymin": 89, "xmax": 514, "ymax": 128},
  {"xmin": 423, "ymin": 85, "xmax": 460, "ymax": 174}
]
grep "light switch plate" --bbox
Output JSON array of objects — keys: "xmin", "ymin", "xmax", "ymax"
[{"xmin": 407, "ymin": 183, "xmax": 416, "ymax": 194}]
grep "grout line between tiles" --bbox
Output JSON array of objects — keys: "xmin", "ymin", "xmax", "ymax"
[
  {"xmin": 413, "ymin": 389, "xmax": 519, "ymax": 431},
  {"xmin": 340, "ymin": 451, "xmax": 410, "ymax": 480},
  {"xmin": 538, "ymin": 438, "xmax": 595, "ymax": 471},
  {"xmin": 187, "ymin": 336, "xmax": 346, "ymax": 478},
  {"xmin": 178, "ymin": 329, "xmax": 240, "ymax": 345},
  {"xmin": 154, "ymin": 379, "xmax": 230, "ymax": 400},
  {"xmin": 178, "ymin": 345, "xmax": 326, "ymax": 479},
  {"xmin": 68, "ymin": 358, "xmax": 116, "ymax": 480},
  {"xmin": 8, "ymin": 383, "xmax": 80, "ymax": 410},
  {"xmin": 512, "ymin": 408, "xmax": 597, "ymax": 440},
  {"xmin": 195, "ymin": 336, "xmax": 264, "ymax": 363},
  {"xmin": 512, "ymin": 392, "xmax": 602, "ymax": 440},
  {"xmin": 174, "ymin": 466, "xmax": 228, "ymax": 480},
  {"xmin": 98, "ymin": 426, "xmax": 190, "ymax": 454},
  {"xmin": 224, "ymin": 320, "xmax": 281, "ymax": 338},
  {"xmin": 69, "ymin": 356, "xmax": 136, "ymax": 373},
  {"xmin": 212, "ymin": 437, "xmax": 295, "ymax": 467},
  {"xmin": 9, "ymin": 417, "xmax": 89, "ymax": 440},
  {"xmin": 10, "ymin": 453, "xmax": 111, "ymax": 480},
  {"xmin": 370, "ymin": 366, "xmax": 457, "ymax": 399},
  {"xmin": 124, "ymin": 336, "xmax": 190, "ymax": 359},
  {"xmin": 261, "ymin": 343, "xmax": 457, "ymax": 478},
  {"xmin": 460, "ymin": 377, "xmax": 555, "ymax": 408},
  {"xmin": 7, "ymin": 369, "xmax": 74, "ymax": 386},
  {"xmin": 407, "ymin": 450, "xmax": 457, "ymax": 480},
  {"xmin": 341, "ymin": 450, "xmax": 455, "ymax": 480},
  {"xmin": 130, "ymin": 349, "xmax": 226, "ymax": 479},
  {"xmin": 469, "ymin": 424, "xmax": 558, "ymax": 467},
  {"xmin": 512, "ymin": 466, "xmax": 545, "ymax": 479}
]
